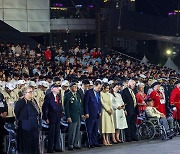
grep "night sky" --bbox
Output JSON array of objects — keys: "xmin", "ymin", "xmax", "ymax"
[
  {"xmin": 136, "ymin": 0, "xmax": 179, "ymax": 17},
  {"xmin": 50, "ymin": 0, "xmax": 179, "ymax": 17}
]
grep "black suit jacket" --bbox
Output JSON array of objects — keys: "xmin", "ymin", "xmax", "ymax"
[
  {"xmin": 78, "ymin": 88, "xmax": 85, "ymax": 104},
  {"xmin": 42, "ymin": 92, "xmax": 63, "ymax": 124},
  {"xmin": 121, "ymin": 88, "xmax": 139, "ymax": 116}
]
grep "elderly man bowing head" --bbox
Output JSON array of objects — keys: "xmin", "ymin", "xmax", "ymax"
[{"xmin": 64, "ymin": 82, "xmax": 85, "ymax": 151}]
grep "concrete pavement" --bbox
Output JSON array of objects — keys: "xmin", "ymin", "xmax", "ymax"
[{"xmin": 61, "ymin": 137, "xmax": 180, "ymax": 154}]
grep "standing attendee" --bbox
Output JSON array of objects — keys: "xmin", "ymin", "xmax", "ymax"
[
  {"xmin": 44, "ymin": 46, "xmax": 52, "ymax": 61},
  {"xmin": 110, "ymin": 83, "xmax": 127, "ymax": 143},
  {"xmin": 78, "ymin": 79, "xmax": 90, "ymax": 109},
  {"xmin": 170, "ymin": 80, "xmax": 180, "ymax": 125},
  {"xmin": 84, "ymin": 80, "xmax": 102, "ymax": 148},
  {"xmin": 136, "ymin": 83, "xmax": 147, "ymax": 113},
  {"xmin": 1, "ymin": 83, "xmax": 16, "ymax": 123},
  {"xmin": 0, "ymin": 93, "xmax": 8, "ymax": 154},
  {"xmin": 150, "ymin": 82, "xmax": 166, "ymax": 115},
  {"xmin": 64, "ymin": 82, "xmax": 84, "ymax": 150},
  {"xmin": 14, "ymin": 86, "xmax": 41, "ymax": 154},
  {"xmin": 121, "ymin": 80, "xmax": 139, "ymax": 142},
  {"xmin": 42, "ymin": 84, "xmax": 63, "ymax": 153},
  {"xmin": 100, "ymin": 83, "xmax": 115, "ymax": 146},
  {"xmin": 60, "ymin": 80, "xmax": 69, "ymax": 109}
]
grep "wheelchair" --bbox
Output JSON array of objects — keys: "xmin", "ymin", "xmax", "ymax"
[
  {"xmin": 4, "ymin": 123, "xmax": 17, "ymax": 154},
  {"xmin": 137, "ymin": 112, "xmax": 168, "ymax": 140}
]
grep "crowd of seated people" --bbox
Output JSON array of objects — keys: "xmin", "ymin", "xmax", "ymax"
[{"xmin": 0, "ymin": 42, "xmax": 179, "ymax": 153}]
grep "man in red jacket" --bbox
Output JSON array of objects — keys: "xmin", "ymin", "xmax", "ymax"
[
  {"xmin": 44, "ymin": 46, "xmax": 52, "ymax": 61},
  {"xmin": 150, "ymin": 81, "xmax": 174, "ymax": 131},
  {"xmin": 170, "ymin": 80, "xmax": 180, "ymax": 124},
  {"xmin": 150, "ymin": 82, "xmax": 166, "ymax": 115}
]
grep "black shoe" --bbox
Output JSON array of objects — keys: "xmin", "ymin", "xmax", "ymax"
[
  {"xmin": 167, "ymin": 131, "xmax": 174, "ymax": 139},
  {"xmin": 132, "ymin": 138, "xmax": 139, "ymax": 141},
  {"xmin": 112, "ymin": 141, "xmax": 118, "ymax": 144},
  {"xmin": 126, "ymin": 138, "xmax": 132, "ymax": 142},
  {"xmin": 90, "ymin": 145, "xmax": 95, "ymax": 148},
  {"xmin": 47, "ymin": 150, "xmax": 54, "ymax": 153},
  {"xmin": 74, "ymin": 146, "xmax": 81, "ymax": 150},
  {"xmin": 54, "ymin": 149, "xmax": 63, "ymax": 152},
  {"xmin": 68, "ymin": 147, "xmax": 74, "ymax": 151},
  {"xmin": 93, "ymin": 144, "xmax": 102, "ymax": 147}
]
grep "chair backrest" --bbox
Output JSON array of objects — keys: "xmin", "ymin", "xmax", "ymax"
[{"xmin": 4, "ymin": 123, "xmax": 15, "ymax": 134}]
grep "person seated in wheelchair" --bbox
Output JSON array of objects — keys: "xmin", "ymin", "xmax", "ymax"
[{"xmin": 145, "ymin": 98, "xmax": 174, "ymax": 138}]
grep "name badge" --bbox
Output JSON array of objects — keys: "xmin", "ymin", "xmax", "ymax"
[{"xmin": 0, "ymin": 102, "xmax": 4, "ymax": 107}]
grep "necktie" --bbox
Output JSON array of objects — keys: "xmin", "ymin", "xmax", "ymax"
[
  {"xmin": 95, "ymin": 92, "xmax": 100, "ymax": 104},
  {"xmin": 73, "ymin": 93, "xmax": 77, "ymax": 100},
  {"xmin": 129, "ymin": 89, "xmax": 137, "ymax": 107},
  {"xmin": 56, "ymin": 95, "xmax": 59, "ymax": 104}
]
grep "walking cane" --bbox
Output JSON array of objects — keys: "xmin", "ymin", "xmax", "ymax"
[{"xmin": 82, "ymin": 120, "xmax": 91, "ymax": 149}]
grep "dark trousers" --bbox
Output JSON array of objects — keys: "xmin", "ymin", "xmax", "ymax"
[
  {"xmin": 125, "ymin": 114, "xmax": 137, "ymax": 140},
  {"xmin": 86, "ymin": 118, "xmax": 99, "ymax": 146},
  {"xmin": 68, "ymin": 118, "xmax": 81, "ymax": 148},
  {"xmin": 0, "ymin": 118, "xmax": 5, "ymax": 153},
  {"xmin": 48, "ymin": 123, "xmax": 61, "ymax": 151},
  {"xmin": 21, "ymin": 129, "xmax": 40, "ymax": 154}
]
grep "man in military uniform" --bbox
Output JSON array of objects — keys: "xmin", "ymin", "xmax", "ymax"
[
  {"xmin": 34, "ymin": 81, "xmax": 48, "ymax": 112},
  {"xmin": 13, "ymin": 80, "xmax": 26, "ymax": 101},
  {"xmin": 60, "ymin": 80, "xmax": 69, "ymax": 109},
  {"xmin": 0, "ymin": 92, "xmax": 8, "ymax": 154},
  {"xmin": 1, "ymin": 82, "xmax": 16, "ymax": 123},
  {"xmin": 64, "ymin": 82, "xmax": 85, "ymax": 151}
]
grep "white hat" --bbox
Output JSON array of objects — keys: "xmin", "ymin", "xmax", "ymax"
[
  {"xmin": 108, "ymin": 80, "xmax": 114, "ymax": 85},
  {"xmin": 29, "ymin": 81, "xmax": 37, "ymax": 87},
  {"xmin": 139, "ymin": 74, "xmax": 146, "ymax": 79},
  {"xmin": 61, "ymin": 80, "xmax": 69, "ymax": 87},
  {"xmin": 42, "ymin": 81, "xmax": 49, "ymax": 88},
  {"xmin": 89, "ymin": 81, "xmax": 94, "ymax": 85},
  {"xmin": 37, "ymin": 81, "xmax": 43, "ymax": 86},
  {"xmin": 96, "ymin": 79, "xmax": 102, "ymax": 83},
  {"xmin": 102, "ymin": 78, "xmax": 108, "ymax": 83},
  {"xmin": 6, "ymin": 83, "xmax": 15, "ymax": 90},
  {"xmin": 17, "ymin": 80, "xmax": 26, "ymax": 85}
]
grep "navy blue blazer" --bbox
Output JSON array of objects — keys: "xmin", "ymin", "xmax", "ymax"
[
  {"xmin": 42, "ymin": 92, "xmax": 63, "ymax": 124},
  {"xmin": 84, "ymin": 89, "xmax": 101, "ymax": 119}
]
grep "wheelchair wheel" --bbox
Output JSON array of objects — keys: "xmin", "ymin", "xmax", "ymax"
[
  {"xmin": 174, "ymin": 120, "xmax": 180, "ymax": 136},
  {"xmin": 159, "ymin": 126, "xmax": 167, "ymax": 140},
  {"xmin": 138, "ymin": 121, "xmax": 156, "ymax": 140}
]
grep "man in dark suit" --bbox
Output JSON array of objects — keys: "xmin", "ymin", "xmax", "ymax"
[
  {"xmin": 64, "ymin": 82, "xmax": 85, "ymax": 151},
  {"xmin": 84, "ymin": 80, "xmax": 102, "ymax": 148},
  {"xmin": 78, "ymin": 79, "xmax": 90, "ymax": 109},
  {"xmin": 121, "ymin": 79, "xmax": 139, "ymax": 142},
  {"xmin": 42, "ymin": 84, "xmax": 63, "ymax": 153},
  {"xmin": 0, "ymin": 93, "xmax": 8, "ymax": 154}
]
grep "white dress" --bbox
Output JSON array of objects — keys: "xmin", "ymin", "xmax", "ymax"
[{"xmin": 110, "ymin": 93, "xmax": 128, "ymax": 129}]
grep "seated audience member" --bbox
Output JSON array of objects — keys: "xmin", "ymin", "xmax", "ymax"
[{"xmin": 145, "ymin": 98, "xmax": 174, "ymax": 138}]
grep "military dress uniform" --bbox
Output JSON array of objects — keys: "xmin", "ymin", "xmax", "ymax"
[
  {"xmin": 0, "ymin": 93, "xmax": 8, "ymax": 153},
  {"xmin": 1, "ymin": 90, "xmax": 16, "ymax": 123},
  {"xmin": 64, "ymin": 91, "xmax": 83, "ymax": 150},
  {"xmin": 34, "ymin": 88, "xmax": 45, "ymax": 113}
]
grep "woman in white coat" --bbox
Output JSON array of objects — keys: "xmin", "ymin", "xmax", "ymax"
[{"xmin": 110, "ymin": 83, "xmax": 128, "ymax": 143}]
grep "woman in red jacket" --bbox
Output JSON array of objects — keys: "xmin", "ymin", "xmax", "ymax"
[{"xmin": 136, "ymin": 83, "xmax": 147, "ymax": 113}]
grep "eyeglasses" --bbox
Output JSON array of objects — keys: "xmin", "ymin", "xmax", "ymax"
[{"xmin": 26, "ymin": 91, "xmax": 33, "ymax": 93}]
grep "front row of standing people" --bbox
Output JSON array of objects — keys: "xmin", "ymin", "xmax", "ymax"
[
  {"xmin": 3, "ymin": 79, "xmax": 179, "ymax": 153},
  {"xmin": 13, "ymin": 80, "xmax": 129, "ymax": 153}
]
